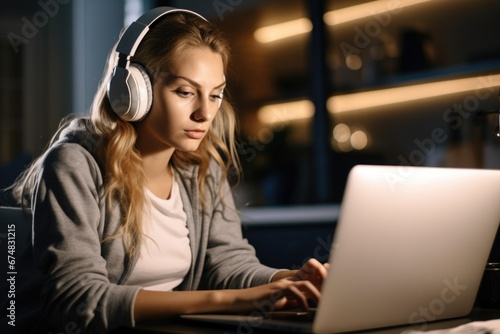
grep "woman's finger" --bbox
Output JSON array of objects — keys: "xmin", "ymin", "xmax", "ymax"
[
  {"xmin": 284, "ymin": 284, "xmax": 310, "ymax": 309},
  {"xmin": 283, "ymin": 280, "xmax": 321, "ymax": 306}
]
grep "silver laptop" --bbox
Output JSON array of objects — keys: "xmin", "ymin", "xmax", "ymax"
[{"xmin": 178, "ymin": 165, "xmax": 500, "ymax": 333}]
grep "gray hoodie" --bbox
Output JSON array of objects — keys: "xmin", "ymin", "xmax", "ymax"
[{"xmin": 11, "ymin": 118, "xmax": 278, "ymax": 333}]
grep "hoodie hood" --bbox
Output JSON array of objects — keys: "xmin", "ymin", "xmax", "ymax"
[{"xmin": 53, "ymin": 117, "xmax": 99, "ymax": 154}]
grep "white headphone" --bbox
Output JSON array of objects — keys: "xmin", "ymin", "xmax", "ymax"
[{"xmin": 107, "ymin": 7, "xmax": 208, "ymax": 122}]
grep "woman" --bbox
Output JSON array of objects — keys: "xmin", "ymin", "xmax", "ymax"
[{"xmin": 8, "ymin": 7, "xmax": 327, "ymax": 333}]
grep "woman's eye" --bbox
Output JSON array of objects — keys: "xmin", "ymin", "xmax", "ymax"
[
  {"xmin": 211, "ymin": 90, "xmax": 224, "ymax": 100},
  {"xmin": 174, "ymin": 89, "xmax": 193, "ymax": 97}
]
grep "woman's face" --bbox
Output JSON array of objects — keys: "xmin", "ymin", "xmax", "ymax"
[{"xmin": 136, "ymin": 47, "xmax": 225, "ymax": 153}]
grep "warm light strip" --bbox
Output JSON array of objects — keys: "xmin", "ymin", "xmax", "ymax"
[
  {"xmin": 254, "ymin": 18, "xmax": 312, "ymax": 43},
  {"xmin": 257, "ymin": 74, "xmax": 500, "ymax": 124},
  {"xmin": 328, "ymin": 74, "xmax": 500, "ymax": 114},
  {"xmin": 257, "ymin": 100, "xmax": 314, "ymax": 124},
  {"xmin": 323, "ymin": 0, "xmax": 432, "ymax": 26},
  {"xmin": 254, "ymin": 0, "xmax": 432, "ymax": 43}
]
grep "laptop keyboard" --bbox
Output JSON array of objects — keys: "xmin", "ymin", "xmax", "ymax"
[{"xmin": 264, "ymin": 309, "xmax": 316, "ymax": 322}]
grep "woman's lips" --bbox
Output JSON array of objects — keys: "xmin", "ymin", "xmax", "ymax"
[{"xmin": 184, "ymin": 129, "xmax": 206, "ymax": 139}]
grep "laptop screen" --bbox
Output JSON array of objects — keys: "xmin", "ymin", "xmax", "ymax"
[{"xmin": 314, "ymin": 165, "xmax": 500, "ymax": 333}]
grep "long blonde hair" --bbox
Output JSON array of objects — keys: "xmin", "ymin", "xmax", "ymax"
[{"xmin": 12, "ymin": 11, "xmax": 241, "ymax": 257}]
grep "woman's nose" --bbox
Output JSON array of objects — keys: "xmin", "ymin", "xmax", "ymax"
[{"xmin": 192, "ymin": 97, "xmax": 213, "ymax": 122}]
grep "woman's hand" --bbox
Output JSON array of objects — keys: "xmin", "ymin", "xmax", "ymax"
[
  {"xmin": 134, "ymin": 259, "xmax": 328, "ymax": 322},
  {"xmin": 292, "ymin": 258, "xmax": 329, "ymax": 291},
  {"xmin": 272, "ymin": 258, "xmax": 329, "ymax": 292},
  {"xmin": 134, "ymin": 277, "xmax": 321, "ymax": 322},
  {"xmin": 228, "ymin": 277, "xmax": 321, "ymax": 313}
]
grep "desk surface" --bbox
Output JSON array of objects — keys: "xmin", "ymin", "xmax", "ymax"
[{"xmin": 114, "ymin": 307, "xmax": 500, "ymax": 334}]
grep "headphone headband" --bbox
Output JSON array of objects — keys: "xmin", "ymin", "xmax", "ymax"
[{"xmin": 116, "ymin": 7, "xmax": 208, "ymax": 62}]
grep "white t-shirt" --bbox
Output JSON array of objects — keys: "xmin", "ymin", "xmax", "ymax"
[{"xmin": 127, "ymin": 178, "xmax": 191, "ymax": 291}]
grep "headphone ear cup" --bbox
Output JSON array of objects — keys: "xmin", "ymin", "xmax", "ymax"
[
  {"xmin": 125, "ymin": 63, "xmax": 153, "ymax": 121},
  {"xmin": 107, "ymin": 63, "xmax": 153, "ymax": 122}
]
